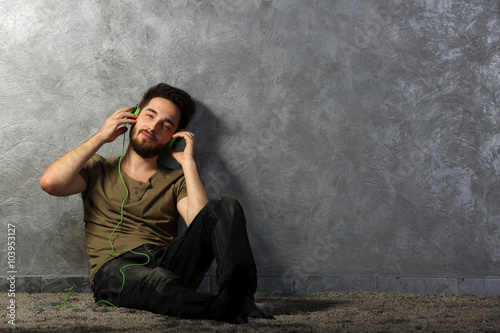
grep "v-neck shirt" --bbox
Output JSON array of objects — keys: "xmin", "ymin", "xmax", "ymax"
[{"xmin": 79, "ymin": 154, "xmax": 187, "ymax": 282}]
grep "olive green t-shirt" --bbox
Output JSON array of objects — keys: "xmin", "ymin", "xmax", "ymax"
[{"xmin": 79, "ymin": 154, "xmax": 187, "ymax": 283}]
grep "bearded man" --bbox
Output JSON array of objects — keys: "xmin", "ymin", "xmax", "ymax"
[{"xmin": 40, "ymin": 83, "xmax": 272, "ymax": 323}]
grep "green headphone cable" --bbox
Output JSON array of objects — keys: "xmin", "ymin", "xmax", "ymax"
[
  {"xmin": 35, "ymin": 119, "xmax": 150, "ymax": 309},
  {"xmin": 108, "ymin": 124, "xmax": 151, "ymax": 307}
]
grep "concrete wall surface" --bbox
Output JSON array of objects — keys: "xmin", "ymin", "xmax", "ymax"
[{"xmin": 1, "ymin": 0, "xmax": 500, "ymax": 294}]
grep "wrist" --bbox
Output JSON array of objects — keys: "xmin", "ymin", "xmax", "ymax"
[
  {"xmin": 91, "ymin": 130, "xmax": 110, "ymax": 146},
  {"xmin": 83, "ymin": 132, "xmax": 107, "ymax": 154},
  {"xmin": 180, "ymin": 157, "xmax": 198, "ymax": 170}
]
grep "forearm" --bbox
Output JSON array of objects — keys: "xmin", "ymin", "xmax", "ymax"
[
  {"xmin": 41, "ymin": 107, "xmax": 136, "ymax": 196},
  {"xmin": 182, "ymin": 159, "xmax": 210, "ymax": 224},
  {"xmin": 40, "ymin": 132, "xmax": 106, "ymax": 195}
]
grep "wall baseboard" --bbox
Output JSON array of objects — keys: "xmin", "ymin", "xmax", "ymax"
[{"xmin": 2, "ymin": 275, "xmax": 499, "ymax": 295}]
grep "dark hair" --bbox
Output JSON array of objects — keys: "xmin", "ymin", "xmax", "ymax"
[{"xmin": 139, "ymin": 83, "xmax": 195, "ymax": 130}]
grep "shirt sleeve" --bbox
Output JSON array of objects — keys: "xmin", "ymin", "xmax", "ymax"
[
  {"xmin": 174, "ymin": 175, "xmax": 188, "ymax": 204},
  {"xmin": 79, "ymin": 154, "xmax": 102, "ymax": 198}
]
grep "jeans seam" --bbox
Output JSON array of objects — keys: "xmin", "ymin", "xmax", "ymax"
[{"xmin": 209, "ymin": 207, "xmax": 229, "ymax": 288}]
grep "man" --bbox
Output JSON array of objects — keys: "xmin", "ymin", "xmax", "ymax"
[{"xmin": 40, "ymin": 83, "xmax": 272, "ymax": 323}]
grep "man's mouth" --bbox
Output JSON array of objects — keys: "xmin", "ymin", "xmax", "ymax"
[{"xmin": 140, "ymin": 130, "xmax": 156, "ymax": 142}]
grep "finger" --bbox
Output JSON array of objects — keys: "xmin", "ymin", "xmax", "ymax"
[
  {"xmin": 121, "ymin": 110, "xmax": 138, "ymax": 119},
  {"xmin": 115, "ymin": 126, "xmax": 128, "ymax": 136},
  {"xmin": 121, "ymin": 116, "xmax": 138, "ymax": 124},
  {"xmin": 172, "ymin": 131, "xmax": 195, "ymax": 141},
  {"xmin": 109, "ymin": 107, "xmax": 130, "ymax": 117},
  {"xmin": 105, "ymin": 126, "xmax": 128, "ymax": 143},
  {"xmin": 117, "ymin": 111, "xmax": 138, "ymax": 123},
  {"xmin": 173, "ymin": 129, "xmax": 193, "ymax": 136},
  {"xmin": 109, "ymin": 107, "xmax": 136, "ymax": 118},
  {"xmin": 118, "ymin": 106, "xmax": 135, "ymax": 113}
]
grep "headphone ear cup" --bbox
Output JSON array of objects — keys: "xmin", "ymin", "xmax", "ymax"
[{"xmin": 133, "ymin": 105, "xmax": 141, "ymax": 115}]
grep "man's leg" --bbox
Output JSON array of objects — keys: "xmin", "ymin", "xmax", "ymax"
[
  {"xmin": 155, "ymin": 196, "xmax": 257, "ymax": 296},
  {"xmin": 154, "ymin": 196, "xmax": 272, "ymax": 319},
  {"xmin": 92, "ymin": 245, "xmax": 218, "ymax": 319},
  {"xmin": 93, "ymin": 196, "xmax": 271, "ymax": 321}
]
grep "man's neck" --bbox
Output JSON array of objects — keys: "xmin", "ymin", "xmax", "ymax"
[{"xmin": 120, "ymin": 146, "xmax": 159, "ymax": 180}]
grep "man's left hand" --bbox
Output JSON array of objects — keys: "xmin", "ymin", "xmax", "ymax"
[{"xmin": 169, "ymin": 130, "xmax": 197, "ymax": 165}]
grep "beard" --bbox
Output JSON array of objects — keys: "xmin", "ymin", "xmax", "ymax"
[{"xmin": 129, "ymin": 125, "xmax": 168, "ymax": 158}]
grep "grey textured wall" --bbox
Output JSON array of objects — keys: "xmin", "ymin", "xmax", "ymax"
[{"xmin": 1, "ymin": 0, "xmax": 500, "ymax": 294}]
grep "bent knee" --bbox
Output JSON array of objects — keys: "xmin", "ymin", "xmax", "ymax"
[
  {"xmin": 211, "ymin": 195, "xmax": 239, "ymax": 206},
  {"xmin": 208, "ymin": 196, "xmax": 245, "ymax": 220},
  {"xmin": 212, "ymin": 195, "xmax": 242, "ymax": 209}
]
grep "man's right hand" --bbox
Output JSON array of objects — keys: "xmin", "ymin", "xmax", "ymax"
[{"xmin": 96, "ymin": 107, "xmax": 138, "ymax": 144}]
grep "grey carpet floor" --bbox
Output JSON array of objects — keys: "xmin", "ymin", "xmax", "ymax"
[{"xmin": 4, "ymin": 291, "xmax": 500, "ymax": 332}]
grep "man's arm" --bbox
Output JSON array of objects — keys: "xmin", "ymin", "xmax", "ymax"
[
  {"xmin": 172, "ymin": 131, "xmax": 210, "ymax": 226},
  {"xmin": 40, "ymin": 107, "xmax": 137, "ymax": 196}
]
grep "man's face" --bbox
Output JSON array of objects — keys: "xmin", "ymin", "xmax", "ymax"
[{"xmin": 129, "ymin": 97, "xmax": 181, "ymax": 158}]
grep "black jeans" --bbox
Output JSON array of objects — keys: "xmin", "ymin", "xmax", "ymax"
[{"xmin": 91, "ymin": 196, "xmax": 257, "ymax": 319}]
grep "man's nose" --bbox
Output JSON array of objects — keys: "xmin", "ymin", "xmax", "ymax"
[{"xmin": 149, "ymin": 121, "xmax": 161, "ymax": 132}]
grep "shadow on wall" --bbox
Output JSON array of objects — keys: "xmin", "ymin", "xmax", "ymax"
[{"xmin": 158, "ymin": 101, "xmax": 284, "ymax": 284}]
